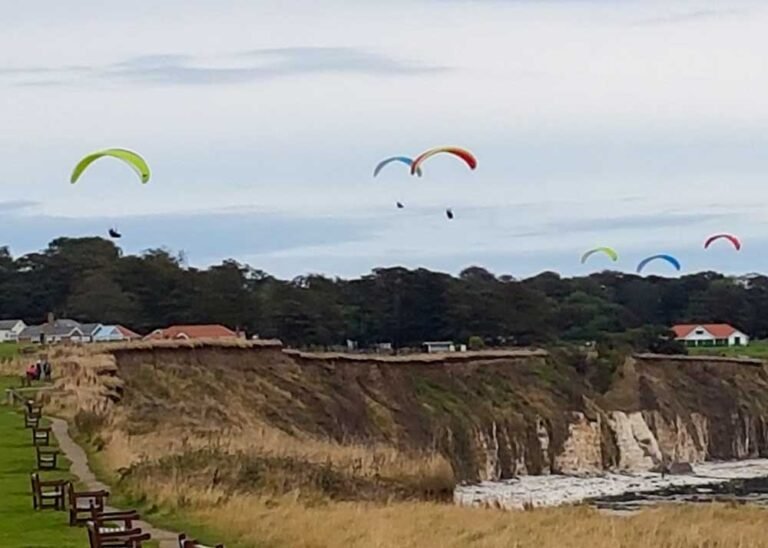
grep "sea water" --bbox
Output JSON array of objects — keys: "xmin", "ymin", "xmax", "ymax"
[{"xmin": 454, "ymin": 460, "xmax": 768, "ymax": 510}]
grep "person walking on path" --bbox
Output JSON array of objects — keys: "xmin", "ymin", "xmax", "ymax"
[
  {"xmin": 41, "ymin": 359, "xmax": 51, "ymax": 381},
  {"xmin": 25, "ymin": 362, "xmax": 37, "ymax": 383}
]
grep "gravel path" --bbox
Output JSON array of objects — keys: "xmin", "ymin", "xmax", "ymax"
[{"xmin": 50, "ymin": 418, "xmax": 181, "ymax": 548}]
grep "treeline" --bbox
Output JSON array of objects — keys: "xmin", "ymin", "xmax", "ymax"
[{"xmin": 0, "ymin": 237, "xmax": 764, "ymax": 349}]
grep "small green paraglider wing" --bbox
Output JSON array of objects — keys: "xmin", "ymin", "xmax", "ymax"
[
  {"xmin": 580, "ymin": 247, "xmax": 619, "ymax": 264},
  {"xmin": 70, "ymin": 149, "xmax": 150, "ymax": 184}
]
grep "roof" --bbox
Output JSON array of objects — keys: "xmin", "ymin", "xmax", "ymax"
[
  {"xmin": 145, "ymin": 324, "xmax": 238, "ymax": 340},
  {"xmin": 79, "ymin": 323, "xmax": 103, "ymax": 336},
  {"xmin": 19, "ymin": 321, "xmax": 84, "ymax": 338},
  {"xmin": 56, "ymin": 319, "xmax": 81, "ymax": 329},
  {"xmin": 672, "ymin": 324, "xmax": 743, "ymax": 339},
  {"xmin": 0, "ymin": 319, "xmax": 23, "ymax": 330},
  {"xmin": 116, "ymin": 325, "xmax": 142, "ymax": 339}
]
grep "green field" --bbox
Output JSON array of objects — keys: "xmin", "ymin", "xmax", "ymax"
[
  {"xmin": 687, "ymin": 339, "xmax": 768, "ymax": 360},
  {"xmin": 0, "ymin": 377, "xmax": 85, "ymax": 548},
  {"xmin": 0, "ymin": 342, "xmax": 23, "ymax": 361}
]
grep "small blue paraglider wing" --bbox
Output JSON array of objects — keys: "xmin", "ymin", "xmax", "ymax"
[
  {"xmin": 636, "ymin": 254, "xmax": 681, "ymax": 273},
  {"xmin": 373, "ymin": 156, "xmax": 423, "ymax": 177}
]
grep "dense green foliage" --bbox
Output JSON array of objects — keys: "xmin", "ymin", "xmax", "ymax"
[{"xmin": 0, "ymin": 238, "xmax": 759, "ymax": 349}]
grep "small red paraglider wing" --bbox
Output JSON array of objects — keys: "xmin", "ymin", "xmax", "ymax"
[{"xmin": 704, "ymin": 234, "xmax": 741, "ymax": 251}]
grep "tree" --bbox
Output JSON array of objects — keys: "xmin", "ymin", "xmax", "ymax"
[
  {"xmin": 0, "ymin": 236, "xmax": 759, "ymax": 351},
  {"xmin": 67, "ymin": 271, "xmax": 139, "ymax": 325}
]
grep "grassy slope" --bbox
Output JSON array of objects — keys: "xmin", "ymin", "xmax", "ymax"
[
  {"xmin": 688, "ymin": 340, "xmax": 768, "ymax": 359},
  {"xmin": 56, "ymin": 345, "xmax": 768, "ymax": 547},
  {"xmin": 0, "ymin": 377, "xmax": 84, "ymax": 548},
  {"xmin": 76, "ymin": 435, "xmax": 254, "ymax": 548},
  {"xmin": 0, "ymin": 342, "xmax": 22, "ymax": 361}
]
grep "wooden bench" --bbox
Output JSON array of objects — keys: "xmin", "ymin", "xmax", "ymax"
[
  {"xmin": 88, "ymin": 505, "xmax": 141, "ymax": 531},
  {"xmin": 26, "ymin": 400, "xmax": 43, "ymax": 415},
  {"xmin": 67, "ymin": 483, "xmax": 109, "ymax": 526},
  {"xmin": 32, "ymin": 426, "xmax": 52, "ymax": 446},
  {"xmin": 30, "ymin": 473, "xmax": 66, "ymax": 511},
  {"xmin": 24, "ymin": 411, "xmax": 40, "ymax": 429},
  {"xmin": 178, "ymin": 533, "xmax": 225, "ymax": 548},
  {"xmin": 36, "ymin": 446, "xmax": 60, "ymax": 470},
  {"xmin": 86, "ymin": 522, "xmax": 151, "ymax": 548}
]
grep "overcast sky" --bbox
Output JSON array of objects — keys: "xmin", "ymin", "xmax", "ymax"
[{"xmin": 1, "ymin": 0, "xmax": 767, "ymax": 279}]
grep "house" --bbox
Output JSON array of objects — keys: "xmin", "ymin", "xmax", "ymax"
[
  {"xmin": 18, "ymin": 319, "xmax": 86, "ymax": 345},
  {"xmin": 116, "ymin": 325, "xmax": 142, "ymax": 341},
  {"xmin": 79, "ymin": 323, "xmax": 103, "ymax": 342},
  {"xmin": 422, "ymin": 341, "xmax": 456, "ymax": 353},
  {"xmin": 144, "ymin": 324, "xmax": 240, "ymax": 341},
  {"xmin": 672, "ymin": 324, "xmax": 749, "ymax": 347},
  {"xmin": 92, "ymin": 325, "xmax": 142, "ymax": 342},
  {"xmin": 0, "ymin": 320, "xmax": 26, "ymax": 343}
]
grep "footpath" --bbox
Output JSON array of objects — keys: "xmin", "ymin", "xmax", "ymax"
[{"xmin": 49, "ymin": 418, "xmax": 181, "ymax": 548}]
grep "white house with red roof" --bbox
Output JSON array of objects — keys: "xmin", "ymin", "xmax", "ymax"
[{"xmin": 672, "ymin": 323, "xmax": 749, "ymax": 347}]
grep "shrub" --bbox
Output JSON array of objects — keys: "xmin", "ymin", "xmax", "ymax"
[{"xmin": 468, "ymin": 336, "xmax": 485, "ymax": 350}]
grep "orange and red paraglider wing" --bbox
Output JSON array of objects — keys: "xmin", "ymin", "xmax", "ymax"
[{"xmin": 411, "ymin": 147, "xmax": 477, "ymax": 175}]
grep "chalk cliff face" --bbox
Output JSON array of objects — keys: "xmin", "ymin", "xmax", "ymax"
[{"xmin": 49, "ymin": 342, "xmax": 768, "ymax": 481}]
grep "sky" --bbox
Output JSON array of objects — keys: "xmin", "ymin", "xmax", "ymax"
[{"xmin": 1, "ymin": 0, "xmax": 768, "ymax": 279}]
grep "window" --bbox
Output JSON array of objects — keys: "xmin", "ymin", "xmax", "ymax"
[{"xmin": 695, "ymin": 329, "xmax": 705, "ymax": 335}]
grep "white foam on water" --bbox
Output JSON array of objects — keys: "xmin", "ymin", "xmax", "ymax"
[{"xmin": 454, "ymin": 460, "xmax": 768, "ymax": 509}]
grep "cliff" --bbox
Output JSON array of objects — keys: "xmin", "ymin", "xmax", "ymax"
[{"xmin": 46, "ymin": 341, "xmax": 768, "ymax": 483}]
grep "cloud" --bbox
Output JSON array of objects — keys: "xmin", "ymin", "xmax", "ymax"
[
  {"xmin": 545, "ymin": 211, "xmax": 735, "ymax": 235},
  {"xmin": 631, "ymin": 8, "xmax": 743, "ymax": 26},
  {"xmin": 0, "ymin": 47, "xmax": 445, "ymax": 88},
  {"xmin": 0, "ymin": 200, "xmax": 38, "ymax": 213},
  {"xmin": 0, "ymin": 207, "xmax": 384, "ymax": 266}
]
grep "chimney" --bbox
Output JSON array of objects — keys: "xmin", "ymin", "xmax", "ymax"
[{"xmin": 46, "ymin": 312, "xmax": 55, "ymax": 325}]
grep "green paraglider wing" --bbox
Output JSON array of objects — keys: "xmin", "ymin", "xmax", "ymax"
[
  {"xmin": 70, "ymin": 149, "xmax": 150, "ymax": 184},
  {"xmin": 580, "ymin": 247, "xmax": 619, "ymax": 264}
]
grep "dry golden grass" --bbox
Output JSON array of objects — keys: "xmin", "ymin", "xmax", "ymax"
[
  {"xmin": 200, "ymin": 500, "xmax": 768, "ymax": 548},
  {"xmin": 101, "ymin": 425, "xmax": 454, "ymax": 489},
  {"xmin": 130, "ymin": 484, "xmax": 768, "ymax": 548},
  {"xmin": 41, "ymin": 341, "xmax": 452, "ymax": 497}
]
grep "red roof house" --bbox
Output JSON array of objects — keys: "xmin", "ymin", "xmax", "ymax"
[
  {"xmin": 144, "ymin": 324, "xmax": 240, "ymax": 341},
  {"xmin": 116, "ymin": 325, "xmax": 142, "ymax": 340},
  {"xmin": 671, "ymin": 323, "xmax": 749, "ymax": 347}
]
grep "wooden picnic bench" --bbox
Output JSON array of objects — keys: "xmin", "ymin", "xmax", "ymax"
[
  {"xmin": 178, "ymin": 532, "xmax": 225, "ymax": 548},
  {"xmin": 24, "ymin": 410, "xmax": 40, "ymax": 429},
  {"xmin": 86, "ymin": 522, "xmax": 151, "ymax": 548},
  {"xmin": 30, "ymin": 473, "xmax": 66, "ymax": 511},
  {"xmin": 35, "ymin": 446, "xmax": 60, "ymax": 470},
  {"xmin": 26, "ymin": 399, "xmax": 43, "ymax": 414},
  {"xmin": 67, "ymin": 482, "xmax": 109, "ymax": 526},
  {"xmin": 88, "ymin": 505, "xmax": 141, "ymax": 531},
  {"xmin": 32, "ymin": 426, "xmax": 52, "ymax": 446}
]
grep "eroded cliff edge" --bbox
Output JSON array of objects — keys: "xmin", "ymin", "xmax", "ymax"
[{"xmin": 48, "ymin": 341, "xmax": 768, "ymax": 482}]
